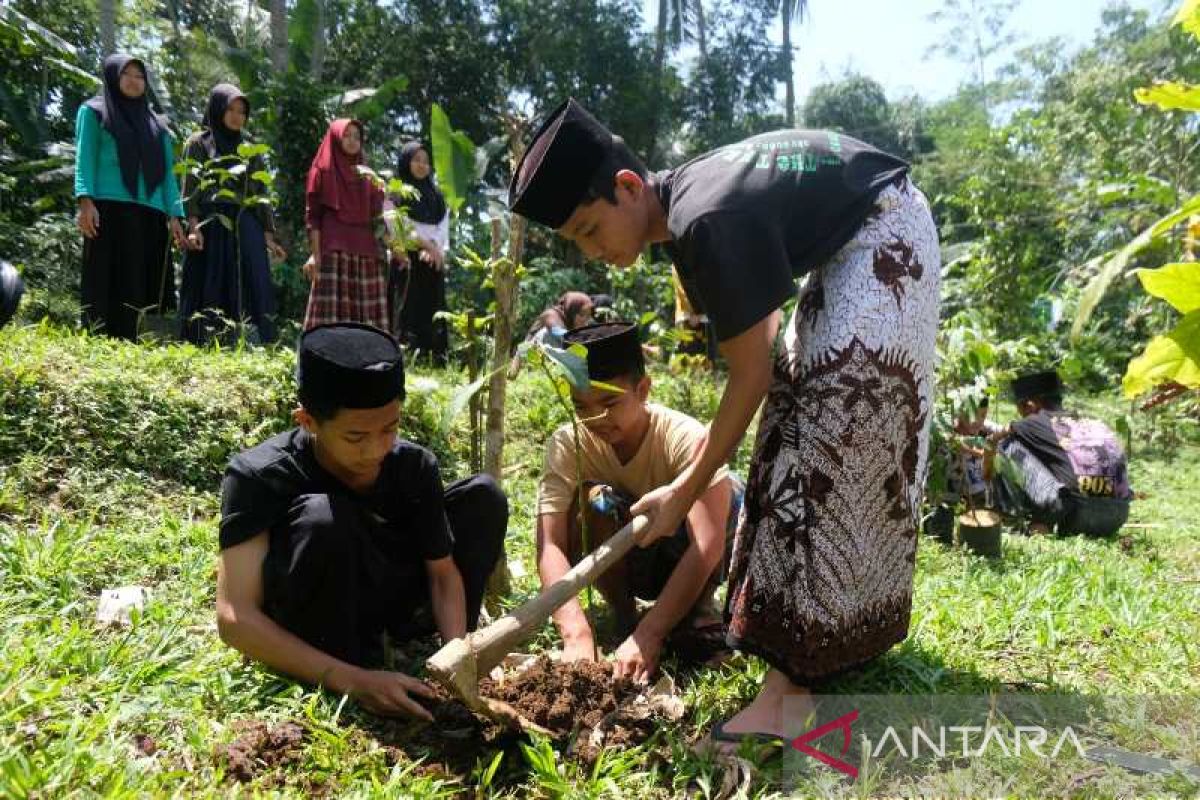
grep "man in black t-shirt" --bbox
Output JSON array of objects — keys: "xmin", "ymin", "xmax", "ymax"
[
  {"xmin": 216, "ymin": 324, "xmax": 507, "ymax": 719},
  {"xmin": 510, "ymin": 100, "xmax": 909, "ymax": 342},
  {"xmin": 988, "ymin": 369, "xmax": 1132, "ymax": 536},
  {"xmin": 509, "ymin": 99, "xmax": 939, "ymax": 748}
]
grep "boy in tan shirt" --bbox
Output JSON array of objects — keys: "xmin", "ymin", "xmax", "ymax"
[{"xmin": 536, "ymin": 322, "xmax": 741, "ymax": 683}]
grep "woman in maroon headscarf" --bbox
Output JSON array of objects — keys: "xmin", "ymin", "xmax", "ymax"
[{"xmin": 302, "ymin": 118, "xmax": 386, "ymax": 330}]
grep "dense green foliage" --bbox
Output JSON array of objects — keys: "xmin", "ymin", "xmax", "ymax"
[{"xmin": 4, "ymin": 2, "xmax": 1199, "ymax": 392}]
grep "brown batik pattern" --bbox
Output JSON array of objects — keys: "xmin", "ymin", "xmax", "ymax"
[{"xmin": 725, "ymin": 178, "xmax": 941, "ymax": 684}]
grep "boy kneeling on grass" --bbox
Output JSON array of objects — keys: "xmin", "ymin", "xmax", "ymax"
[
  {"xmin": 216, "ymin": 323, "xmax": 507, "ymax": 719},
  {"xmin": 536, "ymin": 322, "xmax": 742, "ymax": 683}
]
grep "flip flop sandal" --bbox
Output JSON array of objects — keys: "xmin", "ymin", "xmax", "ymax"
[
  {"xmin": 692, "ymin": 720, "xmax": 788, "ymax": 763},
  {"xmin": 710, "ymin": 719, "xmax": 788, "ymax": 746}
]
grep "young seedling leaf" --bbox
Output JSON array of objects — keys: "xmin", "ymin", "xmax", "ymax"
[
  {"xmin": 443, "ymin": 369, "xmax": 494, "ymax": 430},
  {"xmin": 589, "ymin": 380, "xmax": 626, "ymax": 394},
  {"xmin": 540, "ymin": 343, "xmax": 590, "ymax": 390}
]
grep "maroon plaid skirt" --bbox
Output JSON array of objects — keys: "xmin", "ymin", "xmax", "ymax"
[{"xmin": 303, "ymin": 249, "xmax": 388, "ymax": 331}]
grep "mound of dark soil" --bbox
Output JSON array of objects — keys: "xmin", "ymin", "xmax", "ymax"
[{"xmin": 480, "ymin": 656, "xmax": 638, "ymax": 734}]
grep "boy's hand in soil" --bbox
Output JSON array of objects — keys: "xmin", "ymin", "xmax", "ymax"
[
  {"xmin": 613, "ymin": 627, "xmax": 663, "ymax": 684},
  {"xmin": 345, "ymin": 668, "xmax": 436, "ymax": 721}
]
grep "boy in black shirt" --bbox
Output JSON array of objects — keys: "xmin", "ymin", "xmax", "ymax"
[{"xmin": 216, "ymin": 323, "xmax": 507, "ymax": 719}]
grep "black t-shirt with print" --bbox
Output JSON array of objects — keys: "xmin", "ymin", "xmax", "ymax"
[
  {"xmin": 218, "ymin": 428, "xmax": 453, "ymax": 560},
  {"xmin": 653, "ymin": 130, "xmax": 909, "ymax": 341}
]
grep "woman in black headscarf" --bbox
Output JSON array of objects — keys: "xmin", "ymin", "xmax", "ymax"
[
  {"xmin": 392, "ymin": 141, "xmax": 450, "ymax": 365},
  {"xmin": 74, "ymin": 54, "xmax": 187, "ymax": 340},
  {"xmin": 178, "ymin": 83, "xmax": 285, "ymax": 344}
]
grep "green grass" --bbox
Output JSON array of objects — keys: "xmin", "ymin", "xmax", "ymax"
[{"xmin": 1, "ymin": 323, "xmax": 1197, "ymax": 798}]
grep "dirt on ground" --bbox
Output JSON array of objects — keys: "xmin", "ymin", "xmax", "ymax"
[
  {"xmin": 214, "ymin": 720, "xmax": 309, "ymax": 785},
  {"xmin": 480, "ymin": 656, "xmax": 638, "ymax": 735},
  {"xmin": 211, "ymin": 656, "xmax": 673, "ymax": 791},
  {"xmin": 360, "ymin": 683, "xmax": 518, "ymax": 783}
]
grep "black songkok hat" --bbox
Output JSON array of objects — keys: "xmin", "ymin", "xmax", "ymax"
[
  {"xmin": 564, "ymin": 321, "xmax": 644, "ymax": 382},
  {"xmin": 508, "ymin": 98, "xmax": 616, "ymax": 229},
  {"xmin": 1010, "ymin": 369, "xmax": 1063, "ymax": 403},
  {"xmin": 297, "ymin": 323, "xmax": 405, "ymax": 409},
  {"xmin": 0, "ymin": 261, "xmax": 24, "ymax": 331}
]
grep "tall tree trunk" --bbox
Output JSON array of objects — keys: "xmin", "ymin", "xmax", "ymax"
[
  {"xmin": 309, "ymin": 0, "xmax": 325, "ymax": 81},
  {"xmin": 646, "ymin": 0, "xmax": 670, "ymax": 163},
  {"xmin": 654, "ymin": 0, "xmax": 668, "ymax": 88},
  {"xmin": 483, "ymin": 234, "xmax": 520, "ymax": 482},
  {"xmin": 695, "ymin": 0, "xmax": 707, "ymax": 60},
  {"xmin": 482, "ymin": 119, "xmax": 529, "ymax": 611},
  {"xmin": 99, "ymin": 0, "xmax": 116, "ymax": 55},
  {"xmin": 269, "ymin": 0, "xmax": 288, "ymax": 74},
  {"xmin": 782, "ymin": 1, "xmax": 794, "ymax": 126}
]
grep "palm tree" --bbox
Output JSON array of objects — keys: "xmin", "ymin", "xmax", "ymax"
[
  {"xmin": 650, "ymin": 0, "xmax": 708, "ymax": 160},
  {"xmin": 269, "ymin": 0, "xmax": 288, "ymax": 74},
  {"xmin": 779, "ymin": 0, "xmax": 809, "ymax": 126},
  {"xmin": 99, "ymin": 0, "xmax": 116, "ymax": 54}
]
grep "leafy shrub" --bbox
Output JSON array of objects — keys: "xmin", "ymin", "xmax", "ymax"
[
  {"xmin": 610, "ymin": 256, "xmax": 674, "ymax": 331},
  {"xmin": 0, "ymin": 325, "xmax": 468, "ymax": 491},
  {"xmin": 0, "ymin": 324, "xmax": 296, "ymax": 489}
]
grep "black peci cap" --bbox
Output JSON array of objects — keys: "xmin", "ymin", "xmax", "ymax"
[
  {"xmin": 297, "ymin": 323, "xmax": 405, "ymax": 410},
  {"xmin": 564, "ymin": 321, "xmax": 644, "ymax": 382},
  {"xmin": 1010, "ymin": 369, "xmax": 1063, "ymax": 403},
  {"xmin": 508, "ymin": 99, "xmax": 618, "ymax": 229}
]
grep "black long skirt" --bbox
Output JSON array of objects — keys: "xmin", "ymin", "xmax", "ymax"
[
  {"xmin": 397, "ymin": 256, "xmax": 448, "ymax": 366},
  {"xmin": 178, "ymin": 207, "xmax": 276, "ymax": 344},
  {"xmin": 80, "ymin": 200, "xmax": 173, "ymax": 341}
]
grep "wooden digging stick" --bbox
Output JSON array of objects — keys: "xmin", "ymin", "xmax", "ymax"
[{"xmin": 426, "ymin": 514, "xmax": 650, "ymax": 714}]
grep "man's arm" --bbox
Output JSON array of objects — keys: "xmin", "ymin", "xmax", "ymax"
[
  {"xmin": 535, "ymin": 511, "xmax": 595, "ymax": 659},
  {"xmin": 632, "ymin": 311, "xmax": 779, "ymax": 542},
  {"xmin": 216, "ymin": 532, "xmax": 434, "ymax": 719},
  {"xmin": 424, "ymin": 555, "xmax": 467, "ymax": 642},
  {"xmin": 640, "ymin": 476, "xmax": 731, "ymax": 637},
  {"xmin": 614, "ymin": 477, "xmax": 732, "ymax": 681}
]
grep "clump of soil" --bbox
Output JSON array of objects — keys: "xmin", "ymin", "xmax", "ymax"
[
  {"xmin": 480, "ymin": 657, "xmax": 638, "ymax": 734},
  {"xmin": 360, "ymin": 684, "xmax": 514, "ymax": 781},
  {"xmin": 214, "ymin": 720, "xmax": 307, "ymax": 784}
]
